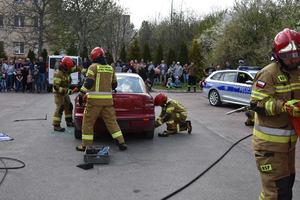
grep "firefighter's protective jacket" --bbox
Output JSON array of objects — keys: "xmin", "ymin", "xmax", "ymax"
[
  {"xmin": 53, "ymin": 66, "xmax": 83, "ymax": 95},
  {"xmin": 80, "ymin": 63, "xmax": 117, "ymax": 106},
  {"xmin": 155, "ymin": 99, "xmax": 187, "ymax": 127},
  {"xmin": 250, "ymin": 62, "xmax": 300, "ymax": 152}
]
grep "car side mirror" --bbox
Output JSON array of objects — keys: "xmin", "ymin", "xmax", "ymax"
[{"xmin": 246, "ymin": 80, "xmax": 253, "ymax": 85}]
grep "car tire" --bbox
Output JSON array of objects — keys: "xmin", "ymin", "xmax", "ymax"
[
  {"xmin": 144, "ymin": 130, "xmax": 154, "ymax": 139},
  {"xmin": 209, "ymin": 90, "xmax": 221, "ymax": 106},
  {"xmin": 74, "ymin": 128, "xmax": 82, "ymax": 139}
]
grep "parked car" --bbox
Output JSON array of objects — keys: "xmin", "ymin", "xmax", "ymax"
[
  {"xmin": 202, "ymin": 66, "xmax": 261, "ymax": 106},
  {"xmin": 74, "ymin": 73, "xmax": 155, "ymax": 139}
]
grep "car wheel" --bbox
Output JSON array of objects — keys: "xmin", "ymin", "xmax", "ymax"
[
  {"xmin": 74, "ymin": 128, "xmax": 82, "ymax": 139},
  {"xmin": 209, "ymin": 90, "xmax": 221, "ymax": 106},
  {"xmin": 144, "ymin": 130, "xmax": 154, "ymax": 139}
]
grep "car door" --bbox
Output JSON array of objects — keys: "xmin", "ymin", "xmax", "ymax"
[
  {"xmin": 218, "ymin": 71, "xmax": 238, "ymax": 103},
  {"xmin": 235, "ymin": 71, "xmax": 253, "ymax": 105}
]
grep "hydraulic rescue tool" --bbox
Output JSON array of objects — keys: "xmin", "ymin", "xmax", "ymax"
[{"xmin": 225, "ymin": 106, "xmax": 250, "ymax": 115}]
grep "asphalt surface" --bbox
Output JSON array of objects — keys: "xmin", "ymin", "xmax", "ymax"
[{"xmin": 0, "ymin": 92, "xmax": 299, "ymax": 200}]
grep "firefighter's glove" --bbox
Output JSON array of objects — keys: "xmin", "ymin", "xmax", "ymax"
[
  {"xmin": 154, "ymin": 120, "xmax": 161, "ymax": 128},
  {"xmin": 282, "ymin": 100, "xmax": 300, "ymax": 117},
  {"xmin": 67, "ymin": 89, "xmax": 73, "ymax": 95}
]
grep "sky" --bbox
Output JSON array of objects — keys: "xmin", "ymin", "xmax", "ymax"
[{"xmin": 117, "ymin": 0, "xmax": 236, "ymax": 29}]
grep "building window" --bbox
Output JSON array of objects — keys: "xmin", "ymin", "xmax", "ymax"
[
  {"xmin": 14, "ymin": 16, "xmax": 24, "ymax": 27},
  {"xmin": 14, "ymin": 42, "xmax": 25, "ymax": 54},
  {"xmin": 0, "ymin": 15, "xmax": 3, "ymax": 27}
]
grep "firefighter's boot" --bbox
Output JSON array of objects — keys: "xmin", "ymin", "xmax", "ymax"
[
  {"xmin": 54, "ymin": 125, "xmax": 65, "ymax": 132},
  {"xmin": 115, "ymin": 140, "xmax": 128, "ymax": 151},
  {"xmin": 244, "ymin": 119, "xmax": 254, "ymax": 126},
  {"xmin": 158, "ymin": 130, "xmax": 169, "ymax": 137},
  {"xmin": 186, "ymin": 120, "xmax": 192, "ymax": 134}
]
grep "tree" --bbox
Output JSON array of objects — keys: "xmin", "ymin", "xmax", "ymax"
[
  {"xmin": 167, "ymin": 48, "xmax": 176, "ymax": 65},
  {"xmin": 179, "ymin": 42, "xmax": 189, "ymax": 65},
  {"xmin": 41, "ymin": 49, "xmax": 48, "ymax": 61},
  {"xmin": 154, "ymin": 44, "xmax": 163, "ymax": 65},
  {"xmin": 106, "ymin": 51, "xmax": 114, "ymax": 65},
  {"xmin": 66, "ymin": 43, "xmax": 78, "ymax": 56},
  {"xmin": 0, "ymin": 42, "xmax": 7, "ymax": 59},
  {"xmin": 128, "ymin": 39, "xmax": 141, "ymax": 60},
  {"xmin": 80, "ymin": 46, "xmax": 88, "ymax": 59},
  {"xmin": 27, "ymin": 49, "xmax": 36, "ymax": 62},
  {"xmin": 189, "ymin": 39, "xmax": 203, "ymax": 79},
  {"xmin": 119, "ymin": 44, "xmax": 127, "ymax": 62},
  {"xmin": 142, "ymin": 42, "xmax": 152, "ymax": 62}
]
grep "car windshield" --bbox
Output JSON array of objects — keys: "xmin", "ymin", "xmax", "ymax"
[{"xmin": 116, "ymin": 76, "xmax": 145, "ymax": 93}]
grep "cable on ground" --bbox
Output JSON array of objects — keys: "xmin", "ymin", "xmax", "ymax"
[
  {"xmin": 161, "ymin": 134, "xmax": 252, "ymax": 200},
  {"xmin": 0, "ymin": 157, "xmax": 26, "ymax": 187}
]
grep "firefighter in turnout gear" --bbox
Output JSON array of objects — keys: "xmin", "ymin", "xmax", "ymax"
[
  {"xmin": 76, "ymin": 47, "xmax": 127, "ymax": 151},
  {"xmin": 250, "ymin": 28, "xmax": 300, "ymax": 200},
  {"xmin": 154, "ymin": 93, "xmax": 192, "ymax": 137},
  {"xmin": 52, "ymin": 56, "xmax": 82, "ymax": 132}
]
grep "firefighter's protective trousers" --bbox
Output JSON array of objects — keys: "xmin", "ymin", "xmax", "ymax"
[
  {"xmin": 52, "ymin": 94, "xmax": 73, "ymax": 126},
  {"xmin": 81, "ymin": 102, "xmax": 124, "ymax": 146}
]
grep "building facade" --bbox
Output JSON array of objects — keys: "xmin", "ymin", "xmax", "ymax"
[{"xmin": 0, "ymin": 0, "xmax": 48, "ymax": 58}]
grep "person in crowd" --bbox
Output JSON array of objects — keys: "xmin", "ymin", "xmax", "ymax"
[
  {"xmin": 27, "ymin": 70, "xmax": 33, "ymax": 92},
  {"xmin": 225, "ymin": 61, "xmax": 234, "ymax": 69},
  {"xmin": 158, "ymin": 60, "xmax": 168, "ymax": 85},
  {"xmin": 187, "ymin": 62, "xmax": 198, "ymax": 92},
  {"xmin": 15, "ymin": 68, "xmax": 23, "ymax": 92},
  {"xmin": 32, "ymin": 63, "xmax": 39, "ymax": 93},
  {"xmin": 6, "ymin": 59, "xmax": 15, "ymax": 91},
  {"xmin": 36, "ymin": 56, "xmax": 47, "ymax": 93},
  {"xmin": 173, "ymin": 62, "xmax": 183, "ymax": 88}
]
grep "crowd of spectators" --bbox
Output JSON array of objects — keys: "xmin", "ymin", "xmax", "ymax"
[
  {"xmin": 0, "ymin": 56, "xmax": 48, "ymax": 93},
  {"xmin": 113, "ymin": 59, "xmax": 195, "ymax": 90}
]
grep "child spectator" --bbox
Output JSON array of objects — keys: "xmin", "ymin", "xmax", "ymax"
[
  {"xmin": 15, "ymin": 69, "xmax": 23, "ymax": 92},
  {"xmin": 166, "ymin": 77, "xmax": 175, "ymax": 89},
  {"xmin": 27, "ymin": 71, "xmax": 33, "ymax": 92}
]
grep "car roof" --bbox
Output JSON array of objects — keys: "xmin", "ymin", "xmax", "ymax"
[
  {"xmin": 48, "ymin": 55, "xmax": 80, "ymax": 59},
  {"xmin": 116, "ymin": 72, "xmax": 141, "ymax": 78}
]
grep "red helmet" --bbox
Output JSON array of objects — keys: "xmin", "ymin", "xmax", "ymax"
[
  {"xmin": 272, "ymin": 28, "xmax": 300, "ymax": 70},
  {"xmin": 61, "ymin": 56, "xmax": 75, "ymax": 71},
  {"xmin": 90, "ymin": 47, "xmax": 105, "ymax": 61},
  {"xmin": 154, "ymin": 93, "xmax": 167, "ymax": 106}
]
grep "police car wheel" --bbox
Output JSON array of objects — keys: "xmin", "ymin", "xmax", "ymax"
[{"xmin": 209, "ymin": 90, "xmax": 221, "ymax": 106}]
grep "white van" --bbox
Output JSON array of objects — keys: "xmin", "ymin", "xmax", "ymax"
[{"xmin": 48, "ymin": 55, "xmax": 82, "ymax": 87}]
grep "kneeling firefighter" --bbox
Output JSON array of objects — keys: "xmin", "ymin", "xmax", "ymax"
[
  {"xmin": 76, "ymin": 47, "xmax": 127, "ymax": 151},
  {"xmin": 154, "ymin": 93, "xmax": 192, "ymax": 137},
  {"xmin": 52, "ymin": 56, "xmax": 82, "ymax": 132}
]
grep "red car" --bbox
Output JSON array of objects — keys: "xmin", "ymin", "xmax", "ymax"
[{"xmin": 74, "ymin": 73, "xmax": 155, "ymax": 139}]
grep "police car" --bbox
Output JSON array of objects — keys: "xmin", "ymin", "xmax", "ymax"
[{"xmin": 202, "ymin": 66, "xmax": 261, "ymax": 106}]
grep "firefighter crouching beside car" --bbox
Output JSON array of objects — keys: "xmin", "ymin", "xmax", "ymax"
[
  {"xmin": 76, "ymin": 47, "xmax": 127, "ymax": 151},
  {"xmin": 250, "ymin": 28, "xmax": 300, "ymax": 200},
  {"xmin": 154, "ymin": 93, "xmax": 192, "ymax": 137},
  {"xmin": 52, "ymin": 56, "xmax": 83, "ymax": 132}
]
